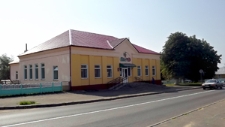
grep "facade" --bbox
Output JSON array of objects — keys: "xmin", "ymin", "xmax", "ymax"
[
  {"xmin": 10, "ymin": 29, "xmax": 161, "ymax": 90},
  {"xmin": 215, "ymin": 67, "xmax": 225, "ymax": 79}
]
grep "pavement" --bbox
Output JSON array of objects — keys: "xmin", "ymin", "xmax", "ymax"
[
  {"xmin": 0, "ymin": 84, "xmax": 201, "ymax": 110},
  {"xmin": 155, "ymin": 98, "xmax": 225, "ymax": 127},
  {"xmin": 1, "ymin": 84, "xmax": 225, "ymax": 127}
]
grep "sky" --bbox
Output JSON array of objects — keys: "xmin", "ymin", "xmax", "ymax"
[{"xmin": 0, "ymin": 0, "xmax": 225, "ymax": 67}]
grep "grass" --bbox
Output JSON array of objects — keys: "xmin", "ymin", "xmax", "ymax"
[
  {"xmin": 165, "ymin": 83, "xmax": 202, "ymax": 87},
  {"xmin": 178, "ymin": 83, "xmax": 202, "ymax": 86},
  {"xmin": 19, "ymin": 101, "xmax": 36, "ymax": 105}
]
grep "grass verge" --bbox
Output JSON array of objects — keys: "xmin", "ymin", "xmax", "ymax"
[
  {"xmin": 19, "ymin": 101, "xmax": 36, "ymax": 105},
  {"xmin": 165, "ymin": 83, "xmax": 202, "ymax": 87}
]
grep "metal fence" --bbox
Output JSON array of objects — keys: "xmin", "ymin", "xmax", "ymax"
[{"xmin": 0, "ymin": 82, "xmax": 62, "ymax": 97}]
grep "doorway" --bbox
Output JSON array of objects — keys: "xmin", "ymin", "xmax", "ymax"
[{"xmin": 121, "ymin": 68, "xmax": 128, "ymax": 83}]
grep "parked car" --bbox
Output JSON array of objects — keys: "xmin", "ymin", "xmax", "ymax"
[
  {"xmin": 184, "ymin": 79, "xmax": 192, "ymax": 83},
  {"xmin": 202, "ymin": 79, "xmax": 223, "ymax": 90}
]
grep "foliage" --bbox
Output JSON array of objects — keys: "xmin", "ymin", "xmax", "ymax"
[
  {"xmin": 0, "ymin": 54, "xmax": 13, "ymax": 80},
  {"xmin": 19, "ymin": 100, "xmax": 36, "ymax": 105},
  {"xmin": 161, "ymin": 32, "xmax": 221, "ymax": 81}
]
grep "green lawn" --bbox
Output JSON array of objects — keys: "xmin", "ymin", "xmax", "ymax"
[{"xmin": 165, "ymin": 83, "xmax": 202, "ymax": 87}]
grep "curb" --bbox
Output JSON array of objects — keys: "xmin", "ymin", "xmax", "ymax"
[{"xmin": 0, "ymin": 87, "xmax": 201, "ymax": 110}]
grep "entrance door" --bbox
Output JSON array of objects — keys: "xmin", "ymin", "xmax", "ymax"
[{"xmin": 122, "ymin": 68, "xmax": 128, "ymax": 83}]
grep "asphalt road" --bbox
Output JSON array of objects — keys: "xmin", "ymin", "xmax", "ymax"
[{"xmin": 1, "ymin": 88, "xmax": 225, "ymax": 127}]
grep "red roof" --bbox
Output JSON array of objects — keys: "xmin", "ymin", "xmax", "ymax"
[
  {"xmin": 19, "ymin": 29, "xmax": 159, "ymax": 56},
  {"xmin": 132, "ymin": 44, "xmax": 160, "ymax": 54}
]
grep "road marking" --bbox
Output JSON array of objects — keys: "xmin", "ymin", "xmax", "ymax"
[{"xmin": 3, "ymin": 90, "xmax": 214, "ymax": 127}]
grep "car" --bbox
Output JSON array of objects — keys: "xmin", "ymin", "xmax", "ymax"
[
  {"xmin": 202, "ymin": 79, "xmax": 223, "ymax": 90},
  {"xmin": 184, "ymin": 79, "xmax": 192, "ymax": 83}
]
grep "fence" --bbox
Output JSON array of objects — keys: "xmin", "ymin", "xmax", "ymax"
[{"xmin": 0, "ymin": 82, "xmax": 62, "ymax": 97}]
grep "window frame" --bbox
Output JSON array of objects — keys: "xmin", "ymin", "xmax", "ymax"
[
  {"xmin": 94, "ymin": 65, "xmax": 101, "ymax": 78},
  {"xmin": 24, "ymin": 65, "xmax": 27, "ymax": 80},
  {"xmin": 107, "ymin": 65, "xmax": 113, "ymax": 78},
  {"xmin": 145, "ymin": 66, "xmax": 149, "ymax": 76},
  {"xmin": 152, "ymin": 66, "xmax": 156, "ymax": 76},
  {"xmin": 41, "ymin": 63, "xmax": 45, "ymax": 80},
  {"xmin": 29, "ymin": 64, "xmax": 33, "ymax": 80},
  {"xmin": 81, "ymin": 64, "xmax": 88, "ymax": 79},
  {"xmin": 35, "ymin": 64, "xmax": 39, "ymax": 80},
  {"xmin": 137, "ymin": 66, "xmax": 141, "ymax": 77},
  {"xmin": 53, "ymin": 66, "xmax": 58, "ymax": 80},
  {"xmin": 16, "ymin": 71, "xmax": 18, "ymax": 79}
]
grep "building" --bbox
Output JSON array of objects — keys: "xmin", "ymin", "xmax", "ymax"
[
  {"xmin": 215, "ymin": 66, "xmax": 225, "ymax": 79},
  {"xmin": 9, "ymin": 29, "xmax": 161, "ymax": 90}
]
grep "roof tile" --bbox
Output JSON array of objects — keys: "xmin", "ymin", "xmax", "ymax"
[
  {"xmin": 18, "ymin": 29, "xmax": 159, "ymax": 56},
  {"xmin": 132, "ymin": 44, "xmax": 160, "ymax": 55}
]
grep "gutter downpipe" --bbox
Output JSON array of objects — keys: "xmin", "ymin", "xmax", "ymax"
[
  {"xmin": 69, "ymin": 46, "xmax": 71, "ymax": 90},
  {"xmin": 69, "ymin": 29, "xmax": 72, "ymax": 91}
]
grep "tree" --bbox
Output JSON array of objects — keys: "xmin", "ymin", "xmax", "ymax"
[
  {"xmin": 0, "ymin": 54, "xmax": 13, "ymax": 80},
  {"xmin": 161, "ymin": 32, "xmax": 221, "ymax": 82}
]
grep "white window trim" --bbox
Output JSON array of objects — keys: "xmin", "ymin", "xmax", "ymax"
[
  {"xmin": 94, "ymin": 65, "xmax": 101, "ymax": 78},
  {"xmin": 53, "ymin": 66, "xmax": 58, "ymax": 80},
  {"xmin": 152, "ymin": 66, "xmax": 156, "ymax": 76},
  {"xmin": 107, "ymin": 65, "xmax": 113, "ymax": 78},
  {"xmin": 16, "ymin": 71, "xmax": 18, "ymax": 80},
  {"xmin": 81, "ymin": 64, "xmax": 88, "ymax": 79},
  {"xmin": 35, "ymin": 64, "xmax": 39, "ymax": 80},
  {"xmin": 24, "ymin": 65, "xmax": 27, "ymax": 80},
  {"xmin": 41, "ymin": 63, "xmax": 45, "ymax": 80},
  {"xmin": 145, "ymin": 66, "xmax": 149, "ymax": 76},
  {"xmin": 137, "ymin": 66, "xmax": 141, "ymax": 77},
  {"xmin": 29, "ymin": 64, "xmax": 33, "ymax": 80}
]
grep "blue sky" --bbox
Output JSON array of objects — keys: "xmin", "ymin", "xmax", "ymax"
[{"xmin": 0, "ymin": 0, "xmax": 225, "ymax": 67}]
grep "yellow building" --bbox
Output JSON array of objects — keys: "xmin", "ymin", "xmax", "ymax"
[{"xmin": 10, "ymin": 29, "xmax": 161, "ymax": 91}]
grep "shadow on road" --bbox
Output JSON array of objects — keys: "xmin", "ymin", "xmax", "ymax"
[{"xmin": 68, "ymin": 84, "xmax": 181, "ymax": 97}]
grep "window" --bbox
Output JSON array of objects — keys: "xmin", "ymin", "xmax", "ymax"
[
  {"xmin": 95, "ymin": 65, "xmax": 101, "ymax": 78},
  {"xmin": 53, "ymin": 66, "xmax": 58, "ymax": 80},
  {"xmin": 128, "ymin": 68, "xmax": 131, "ymax": 76},
  {"xmin": 35, "ymin": 64, "xmax": 38, "ymax": 80},
  {"xmin": 145, "ymin": 66, "xmax": 149, "ymax": 76},
  {"xmin": 152, "ymin": 66, "xmax": 156, "ymax": 76},
  {"xmin": 16, "ymin": 71, "xmax": 18, "ymax": 79},
  {"xmin": 81, "ymin": 65, "xmax": 88, "ymax": 78},
  {"xmin": 107, "ymin": 65, "xmax": 112, "ymax": 78},
  {"xmin": 24, "ymin": 65, "xmax": 27, "ymax": 79},
  {"xmin": 41, "ymin": 63, "xmax": 45, "ymax": 79},
  {"xmin": 29, "ymin": 65, "xmax": 33, "ymax": 79},
  {"xmin": 137, "ymin": 66, "xmax": 141, "ymax": 76}
]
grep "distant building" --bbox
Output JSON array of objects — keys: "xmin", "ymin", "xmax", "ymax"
[
  {"xmin": 215, "ymin": 66, "xmax": 225, "ymax": 78},
  {"xmin": 9, "ymin": 29, "xmax": 161, "ymax": 91}
]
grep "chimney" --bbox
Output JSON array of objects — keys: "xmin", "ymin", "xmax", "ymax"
[{"xmin": 24, "ymin": 43, "xmax": 28, "ymax": 53}]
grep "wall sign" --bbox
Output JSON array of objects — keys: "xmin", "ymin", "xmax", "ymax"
[{"xmin": 120, "ymin": 52, "xmax": 131, "ymax": 62}]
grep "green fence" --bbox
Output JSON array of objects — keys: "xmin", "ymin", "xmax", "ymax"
[{"xmin": 0, "ymin": 82, "xmax": 62, "ymax": 97}]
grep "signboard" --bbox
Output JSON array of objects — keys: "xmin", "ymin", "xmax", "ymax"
[
  {"xmin": 120, "ymin": 52, "xmax": 131, "ymax": 62},
  {"xmin": 199, "ymin": 69, "xmax": 203, "ymax": 74}
]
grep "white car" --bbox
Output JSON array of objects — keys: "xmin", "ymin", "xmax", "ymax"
[{"xmin": 202, "ymin": 79, "xmax": 223, "ymax": 90}]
